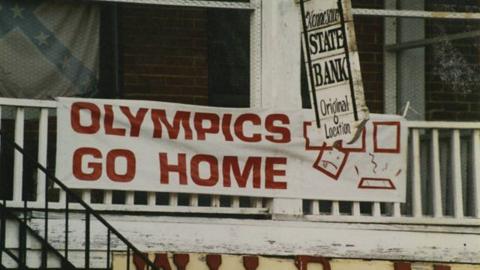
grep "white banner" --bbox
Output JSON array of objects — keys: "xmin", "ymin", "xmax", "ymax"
[
  {"xmin": 56, "ymin": 98, "xmax": 407, "ymax": 202},
  {"xmin": 300, "ymin": 0, "xmax": 369, "ymax": 144}
]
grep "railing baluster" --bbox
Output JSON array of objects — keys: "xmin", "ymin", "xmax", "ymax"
[
  {"xmin": 107, "ymin": 229, "xmax": 111, "ymax": 269},
  {"xmin": 126, "ymin": 191, "xmax": 135, "ymax": 205},
  {"xmin": 127, "ymin": 247, "xmax": 131, "ymax": 270},
  {"xmin": 392, "ymin": 203, "xmax": 401, "ymax": 217},
  {"xmin": 104, "ymin": 190, "xmax": 113, "ymax": 205},
  {"xmin": 451, "ymin": 130, "xmax": 464, "ymax": 218},
  {"xmin": 473, "ymin": 129, "xmax": 480, "ymax": 218},
  {"xmin": 36, "ymin": 108, "xmax": 49, "ymax": 204},
  {"xmin": 65, "ymin": 194, "xmax": 69, "ymax": 261},
  {"xmin": 0, "ymin": 199, "xmax": 5, "ymax": 266},
  {"xmin": 411, "ymin": 129, "xmax": 423, "ymax": 217},
  {"xmin": 310, "ymin": 200, "xmax": 320, "ymax": 215},
  {"xmin": 148, "ymin": 192, "xmax": 156, "ymax": 206},
  {"xmin": 82, "ymin": 190, "xmax": 91, "ymax": 204},
  {"xmin": 431, "ymin": 129, "xmax": 443, "ymax": 217},
  {"xmin": 331, "ymin": 201, "xmax": 340, "ymax": 216},
  {"xmin": 85, "ymin": 212, "xmax": 90, "ymax": 269},
  {"xmin": 372, "ymin": 202, "xmax": 381, "ymax": 217},
  {"xmin": 352, "ymin": 202, "xmax": 360, "ymax": 217},
  {"xmin": 20, "ymin": 199, "xmax": 27, "ymax": 266},
  {"xmin": 59, "ymin": 190, "xmax": 67, "ymax": 205},
  {"xmin": 252, "ymin": 198, "xmax": 263, "ymax": 208},
  {"xmin": 190, "ymin": 194, "xmax": 198, "ymax": 207},
  {"xmin": 169, "ymin": 193, "xmax": 178, "ymax": 206},
  {"xmin": 212, "ymin": 195, "xmax": 220, "ymax": 207},
  {"xmin": 13, "ymin": 107, "xmax": 24, "ymax": 202},
  {"xmin": 232, "ymin": 196, "xmax": 240, "ymax": 208},
  {"xmin": 42, "ymin": 170, "xmax": 49, "ymax": 269}
]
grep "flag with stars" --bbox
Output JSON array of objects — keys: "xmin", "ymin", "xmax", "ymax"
[{"xmin": 0, "ymin": 0, "xmax": 99, "ymax": 99}]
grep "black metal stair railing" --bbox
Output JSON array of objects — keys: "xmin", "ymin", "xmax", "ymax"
[
  {"xmin": 0, "ymin": 129, "xmax": 158, "ymax": 270},
  {"xmin": 0, "ymin": 199, "xmax": 76, "ymax": 270}
]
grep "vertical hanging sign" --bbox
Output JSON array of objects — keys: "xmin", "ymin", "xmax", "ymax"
[{"xmin": 300, "ymin": 0, "xmax": 369, "ymax": 145}]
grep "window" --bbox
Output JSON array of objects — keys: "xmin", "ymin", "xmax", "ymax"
[
  {"xmin": 377, "ymin": 0, "xmax": 480, "ymax": 121},
  {"xmin": 0, "ymin": 0, "xmax": 257, "ymax": 109}
]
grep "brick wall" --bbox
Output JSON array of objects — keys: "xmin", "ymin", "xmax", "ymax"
[
  {"xmin": 352, "ymin": 0, "xmax": 385, "ymax": 114},
  {"xmin": 120, "ymin": 5, "xmax": 209, "ymax": 105},
  {"xmin": 118, "ymin": 1, "xmax": 386, "ymax": 112}
]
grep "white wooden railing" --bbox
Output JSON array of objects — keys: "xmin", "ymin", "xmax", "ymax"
[
  {"xmin": 0, "ymin": 97, "xmax": 479, "ymax": 225},
  {"xmin": 303, "ymin": 121, "xmax": 480, "ymax": 225}
]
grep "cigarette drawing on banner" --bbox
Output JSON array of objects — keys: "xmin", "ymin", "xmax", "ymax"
[{"xmin": 300, "ymin": 0, "xmax": 370, "ymax": 145}]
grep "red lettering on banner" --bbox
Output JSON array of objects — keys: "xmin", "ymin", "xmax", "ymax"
[
  {"xmin": 265, "ymin": 114, "xmax": 291, "ymax": 143},
  {"xmin": 151, "ymin": 110, "xmax": 193, "ymax": 140},
  {"xmin": 191, "ymin": 155, "xmax": 219, "ymax": 186},
  {"xmin": 106, "ymin": 149, "xmax": 136, "ymax": 182},
  {"xmin": 72, "ymin": 147, "xmax": 102, "ymax": 181},
  {"xmin": 265, "ymin": 157, "xmax": 287, "ymax": 189},
  {"xmin": 206, "ymin": 254, "xmax": 222, "ymax": 270},
  {"xmin": 121, "ymin": 106, "xmax": 148, "ymax": 137},
  {"xmin": 243, "ymin": 256, "xmax": 259, "ymax": 270},
  {"xmin": 223, "ymin": 156, "xmax": 261, "ymax": 188},
  {"xmin": 394, "ymin": 262, "xmax": 412, "ymax": 270},
  {"xmin": 221, "ymin": 113, "xmax": 234, "ymax": 141},
  {"xmin": 295, "ymin": 256, "xmax": 331, "ymax": 270},
  {"xmin": 434, "ymin": 265, "xmax": 451, "ymax": 270},
  {"xmin": 194, "ymin": 113, "xmax": 220, "ymax": 140},
  {"xmin": 234, "ymin": 114, "xmax": 262, "ymax": 142},
  {"xmin": 159, "ymin": 153, "xmax": 187, "ymax": 185},
  {"xmin": 104, "ymin": 105, "xmax": 126, "ymax": 136},
  {"xmin": 173, "ymin": 254, "xmax": 190, "ymax": 270},
  {"xmin": 153, "ymin": 253, "xmax": 172, "ymax": 270},
  {"xmin": 71, "ymin": 102, "xmax": 100, "ymax": 134},
  {"xmin": 133, "ymin": 253, "xmax": 148, "ymax": 270}
]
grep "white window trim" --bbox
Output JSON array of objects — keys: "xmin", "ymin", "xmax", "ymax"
[
  {"xmin": 90, "ymin": 0, "xmax": 255, "ymax": 10},
  {"xmin": 353, "ymin": 5, "xmax": 480, "ymax": 118}
]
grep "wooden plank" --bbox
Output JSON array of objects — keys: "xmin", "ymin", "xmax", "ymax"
[
  {"xmin": 431, "ymin": 129, "xmax": 443, "ymax": 217},
  {"xmin": 0, "ymin": 97, "xmax": 56, "ymax": 108},
  {"xmin": 30, "ymin": 216, "xmax": 480, "ymax": 264},
  {"xmin": 451, "ymin": 130, "xmax": 464, "ymax": 218},
  {"xmin": 13, "ymin": 108, "xmax": 24, "ymax": 202},
  {"xmin": 88, "ymin": 0, "xmax": 254, "ymax": 9},
  {"xmin": 407, "ymin": 121, "xmax": 480, "ymax": 129},
  {"xmin": 352, "ymin": 8, "xmax": 480, "ymax": 20},
  {"xmin": 385, "ymin": 30, "xmax": 480, "ymax": 51}
]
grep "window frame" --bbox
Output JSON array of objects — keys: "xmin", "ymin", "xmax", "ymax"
[
  {"xmin": 90, "ymin": 0, "xmax": 263, "ymax": 108},
  {"xmin": 352, "ymin": 3, "xmax": 480, "ymax": 119}
]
